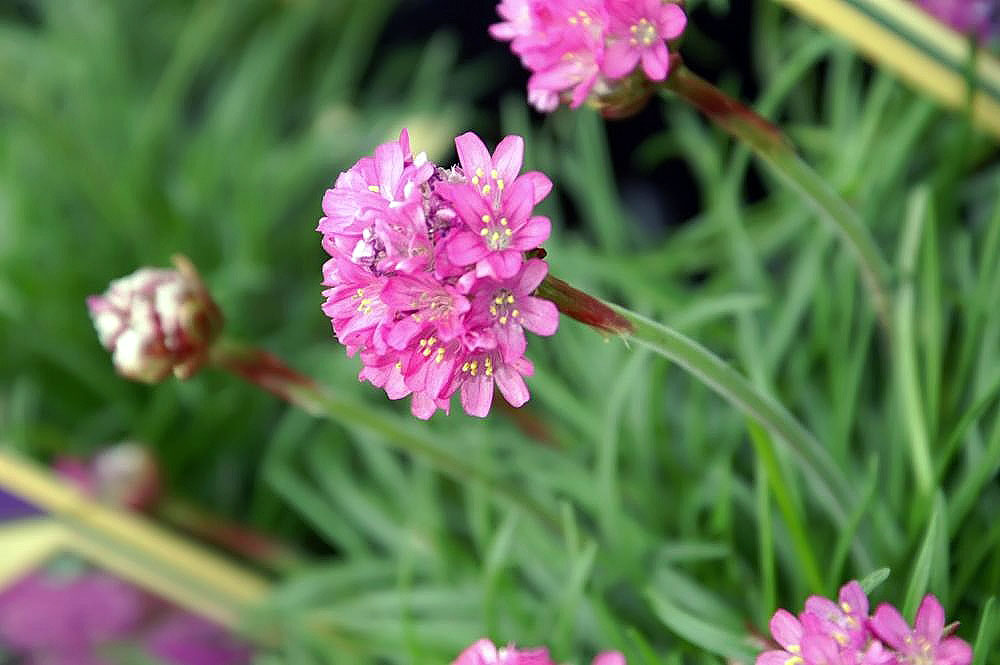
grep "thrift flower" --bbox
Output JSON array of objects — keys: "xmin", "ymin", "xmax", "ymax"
[
  {"xmin": 319, "ymin": 130, "xmax": 559, "ymax": 419},
  {"xmin": 870, "ymin": 595, "xmax": 973, "ymax": 665},
  {"xmin": 491, "ymin": 0, "xmax": 687, "ymax": 113},
  {"xmin": 87, "ymin": 255, "xmax": 222, "ymax": 383}
]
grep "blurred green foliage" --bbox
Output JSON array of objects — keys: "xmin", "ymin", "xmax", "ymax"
[{"xmin": 1, "ymin": 1, "xmax": 998, "ymax": 664}]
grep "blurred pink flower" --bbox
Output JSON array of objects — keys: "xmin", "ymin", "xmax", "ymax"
[
  {"xmin": 758, "ymin": 583, "xmax": 973, "ymax": 665},
  {"xmin": 491, "ymin": 0, "xmax": 687, "ymax": 112}
]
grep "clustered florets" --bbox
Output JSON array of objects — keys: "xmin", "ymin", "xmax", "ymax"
[
  {"xmin": 759, "ymin": 581, "xmax": 972, "ymax": 665},
  {"xmin": 318, "ymin": 130, "xmax": 559, "ymax": 419},
  {"xmin": 491, "ymin": 0, "xmax": 687, "ymax": 112}
]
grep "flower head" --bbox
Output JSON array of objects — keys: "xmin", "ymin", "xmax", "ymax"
[
  {"xmin": 319, "ymin": 130, "xmax": 558, "ymax": 419},
  {"xmin": 491, "ymin": 0, "xmax": 687, "ymax": 113},
  {"xmin": 87, "ymin": 255, "xmax": 222, "ymax": 383},
  {"xmin": 758, "ymin": 583, "xmax": 973, "ymax": 665}
]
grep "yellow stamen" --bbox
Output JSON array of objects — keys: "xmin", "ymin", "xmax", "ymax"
[{"xmin": 367, "ymin": 185, "xmax": 380, "ymax": 192}]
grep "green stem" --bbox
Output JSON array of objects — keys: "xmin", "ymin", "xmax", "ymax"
[
  {"xmin": 662, "ymin": 65, "xmax": 893, "ymax": 332},
  {"xmin": 538, "ymin": 275, "xmax": 853, "ymax": 527},
  {"xmin": 208, "ymin": 340, "xmax": 559, "ymax": 531}
]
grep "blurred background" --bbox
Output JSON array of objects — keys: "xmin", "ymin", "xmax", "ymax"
[{"xmin": 1, "ymin": 0, "xmax": 998, "ymax": 664}]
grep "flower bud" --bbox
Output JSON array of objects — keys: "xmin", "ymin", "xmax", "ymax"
[{"xmin": 87, "ymin": 255, "xmax": 222, "ymax": 382}]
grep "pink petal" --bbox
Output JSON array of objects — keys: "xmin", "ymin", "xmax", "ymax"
[
  {"xmin": 656, "ymin": 3, "xmax": 687, "ymax": 39},
  {"xmin": 756, "ymin": 651, "xmax": 794, "ymax": 665},
  {"xmin": 461, "ymin": 375, "xmax": 494, "ymax": 417},
  {"xmin": 397, "ymin": 128, "xmax": 411, "ymax": 157},
  {"xmin": 915, "ymin": 595, "xmax": 945, "ymax": 641},
  {"xmin": 386, "ymin": 317, "xmax": 422, "ymax": 350},
  {"xmin": 410, "ymin": 391, "xmax": 440, "ymax": 420},
  {"xmin": 516, "ymin": 258, "xmax": 549, "ymax": 293},
  {"xmin": 495, "ymin": 364, "xmax": 529, "ymax": 407},
  {"xmin": 455, "ymin": 132, "xmax": 492, "ymax": 181},
  {"xmin": 838, "ymin": 581, "xmax": 869, "ymax": 618},
  {"xmin": 869, "ymin": 603, "xmax": 910, "ymax": 650},
  {"xmin": 492, "ymin": 135, "xmax": 525, "ymax": 183},
  {"xmin": 447, "ymin": 231, "xmax": 492, "ymax": 267},
  {"xmin": 936, "ymin": 637, "xmax": 973, "ymax": 665},
  {"xmin": 804, "ymin": 596, "xmax": 840, "ymax": 622},
  {"xmin": 603, "ymin": 40, "xmax": 640, "ymax": 79},
  {"xmin": 769, "ymin": 609, "xmax": 803, "ymax": 650},
  {"xmin": 374, "ymin": 141, "xmax": 404, "ymax": 193},
  {"xmin": 480, "ymin": 250, "xmax": 523, "ymax": 280},
  {"xmin": 592, "ymin": 653, "xmax": 626, "ymax": 665},
  {"xmin": 495, "ymin": 323, "xmax": 527, "ymax": 362},
  {"xmin": 801, "ymin": 634, "xmax": 840, "ymax": 665},
  {"xmin": 518, "ymin": 297, "xmax": 559, "ymax": 336},
  {"xmin": 640, "ymin": 41, "xmax": 670, "ymax": 81},
  {"xmin": 512, "ymin": 216, "xmax": 551, "ymax": 250}
]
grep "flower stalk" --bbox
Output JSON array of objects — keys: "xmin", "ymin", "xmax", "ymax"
[
  {"xmin": 541, "ymin": 274, "xmax": 855, "ymax": 526},
  {"xmin": 662, "ymin": 65, "xmax": 893, "ymax": 331}
]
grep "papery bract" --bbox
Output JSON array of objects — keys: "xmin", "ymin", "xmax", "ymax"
[{"xmin": 87, "ymin": 256, "xmax": 222, "ymax": 383}]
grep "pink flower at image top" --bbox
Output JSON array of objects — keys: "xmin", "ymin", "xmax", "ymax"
[
  {"xmin": 757, "ymin": 580, "xmax": 973, "ymax": 665},
  {"xmin": 317, "ymin": 130, "xmax": 559, "ymax": 419},
  {"xmin": 490, "ymin": 0, "xmax": 687, "ymax": 112}
]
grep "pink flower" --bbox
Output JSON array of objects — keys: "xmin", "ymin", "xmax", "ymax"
[
  {"xmin": 804, "ymin": 581, "xmax": 869, "ymax": 649},
  {"xmin": 604, "ymin": 0, "xmax": 687, "ymax": 81},
  {"xmin": 491, "ymin": 0, "xmax": 687, "ymax": 112},
  {"xmin": 466, "ymin": 258, "xmax": 559, "ymax": 362},
  {"xmin": 438, "ymin": 132, "xmax": 551, "ymax": 280},
  {"xmin": 870, "ymin": 596, "xmax": 972, "ymax": 665},
  {"xmin": 87, "ymin": 256, "xmax": 222, "ymax": 383},
  {"xmin": 318, "ymin": 130, "xmax": 559, "ymax": 418}
]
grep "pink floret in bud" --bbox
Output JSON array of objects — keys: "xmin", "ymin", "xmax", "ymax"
[
  {"xmin": 87, "ymin": 255, "xmax": 222, "ymax": 383},
  {"xmin": 318, "ymin": 130, "xmax": 559, "ymax": 419},
  {"xmin": 757, "ymin": 582, "xmax": 973, "ymax": 665}
]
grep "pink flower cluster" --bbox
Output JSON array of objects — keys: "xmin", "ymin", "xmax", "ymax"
[
  {"xmin": 759, "ymin": 581, "xmax": 972, "ymax": 665},
  {"xmin": 318, "ymin": 130, "xmax": 559, "ymax": 419},
  {"xmin": 453, "ymin": 638, "xmax": 624, "ymax": 665},
  {"xmin": 491, "ymin": 0, "xmax": 687, "ymax": 112},
  {"xmin": 87, "ymin": 256, "xmax": 222, "ymax": 383}
]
